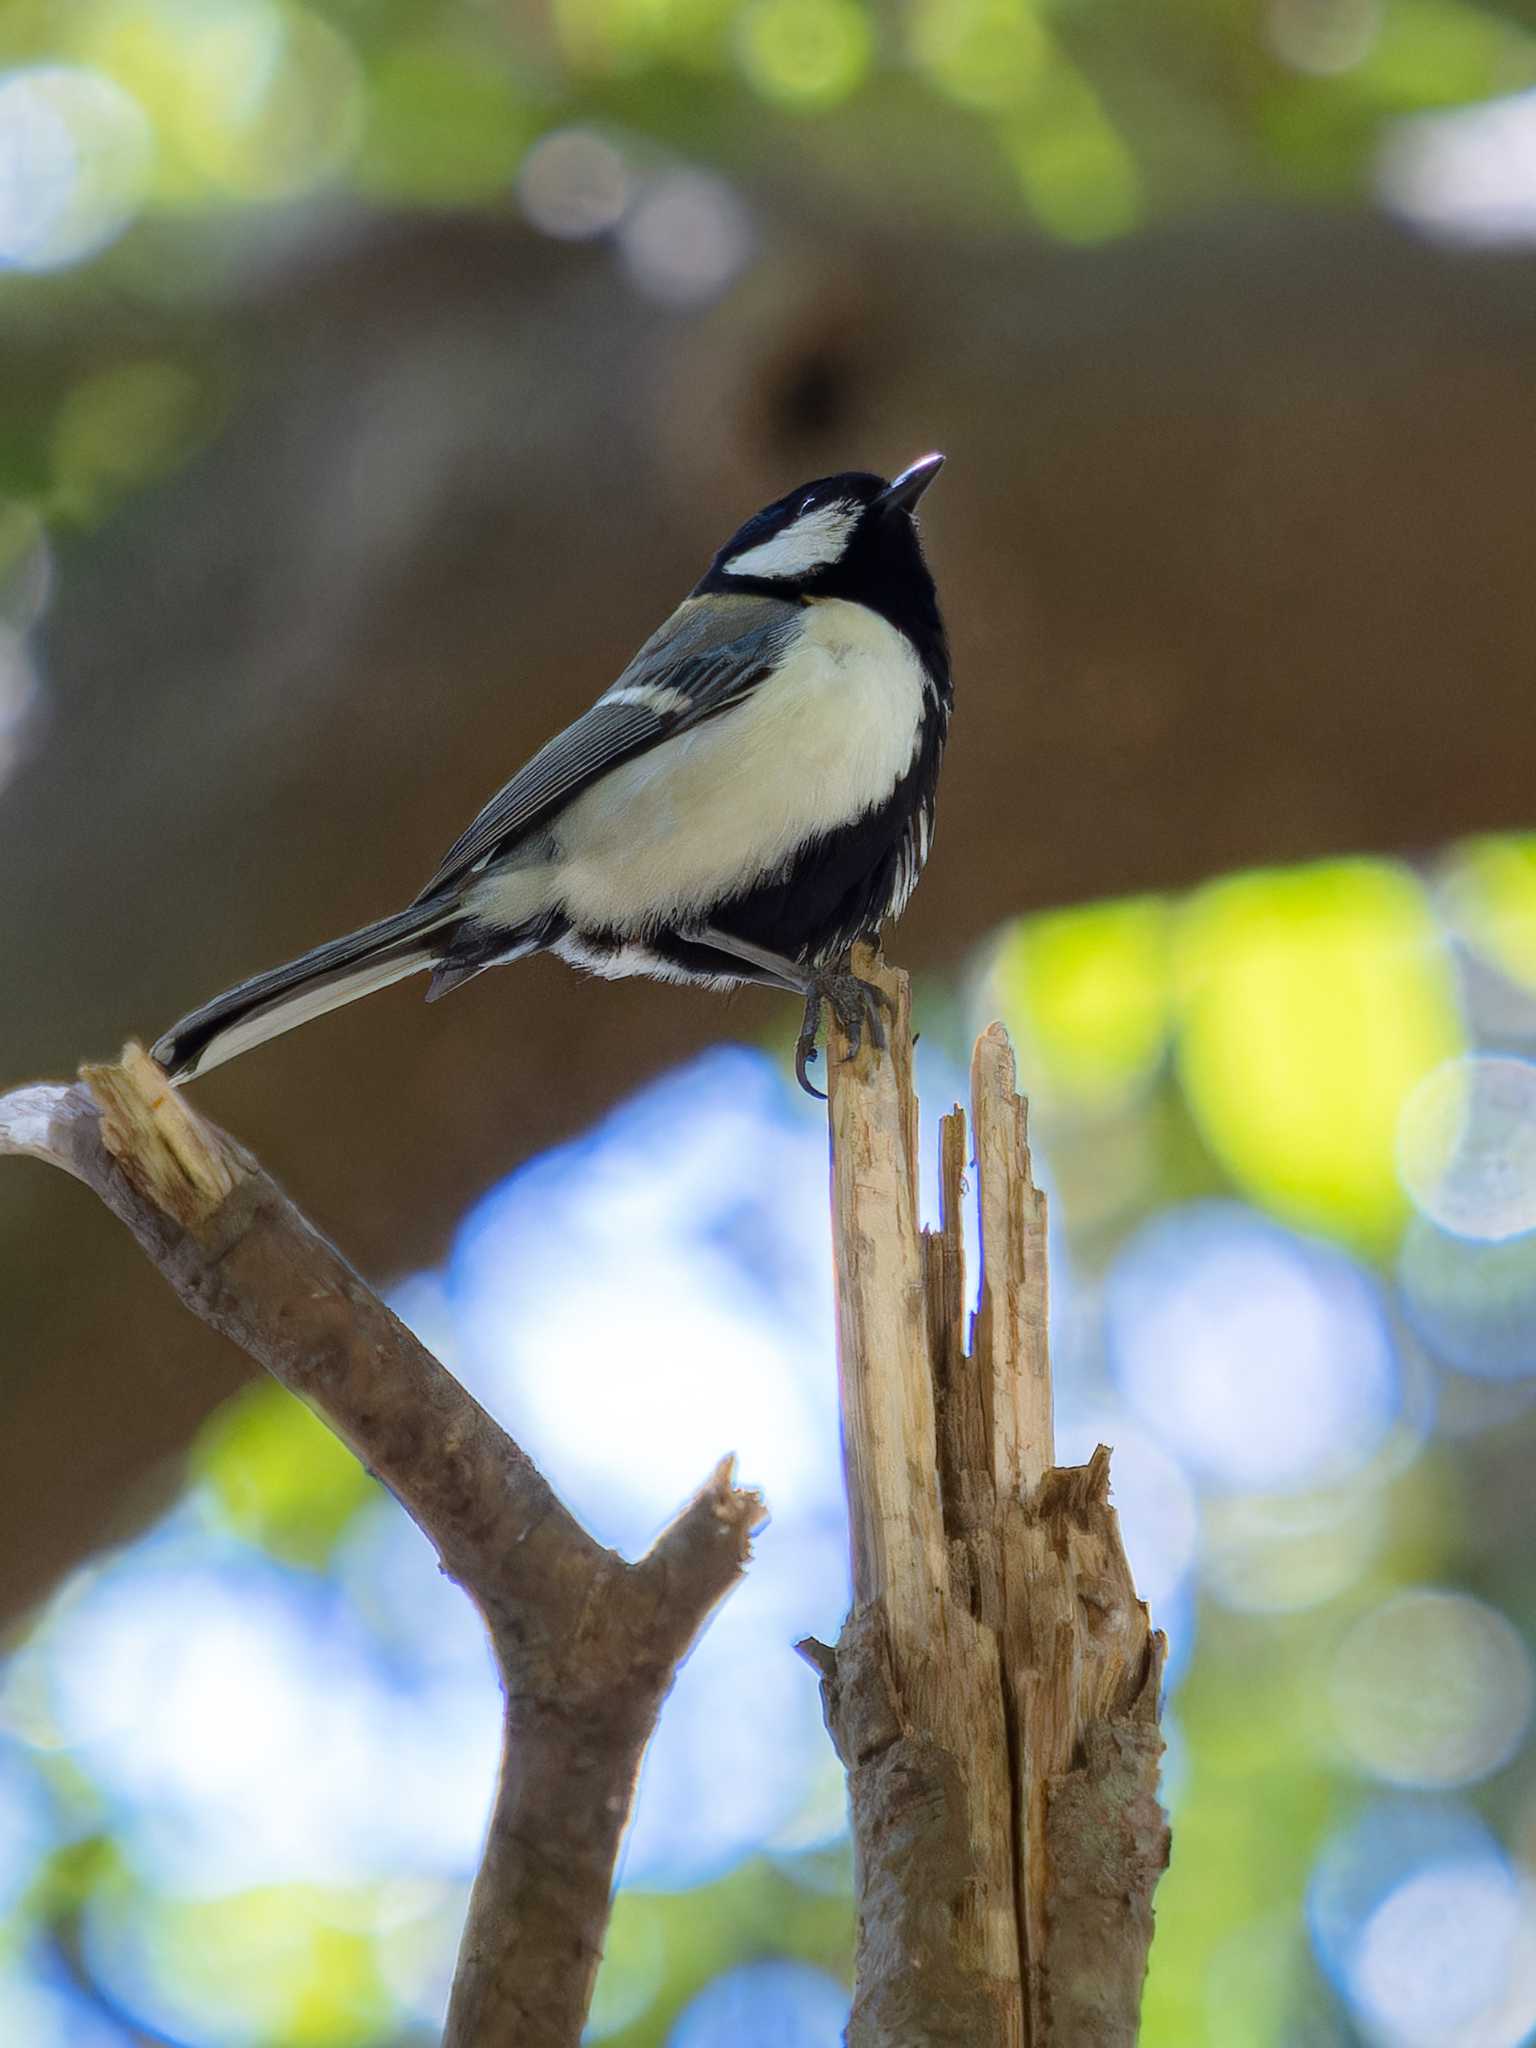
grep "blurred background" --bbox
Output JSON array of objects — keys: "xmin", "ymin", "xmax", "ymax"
[{"xmin": 4, "ymin": 0, "xmax": 1536, "ymax": 2041}]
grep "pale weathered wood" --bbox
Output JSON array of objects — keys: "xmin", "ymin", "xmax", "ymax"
[
  {"xmin": 810, "ymin": 948, "xmax": 1168, "ymax": 2046},
  {"xmin": 826, "ymin": 957, "xmax": 947, "ymax": 1627},
  {"xmin": 972, "ymin": 1023, "xmax": 1052, "ymax": 1497},
  {"xmin": 84, "ymin": 1042, "xmax": 237, "ymax": 1223},
  {"xmin": 818, "ymin": 948, "xmax": 1025, "ymax": 2042}
]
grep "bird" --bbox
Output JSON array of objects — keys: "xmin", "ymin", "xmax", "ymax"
[{"xmin": 152, "ymin": 453, "xmax": 951, "ymax": 1098}]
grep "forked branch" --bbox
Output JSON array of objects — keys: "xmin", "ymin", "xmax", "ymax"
[{"xmin": 0, "ymin": 1047, "xmax": 764, "ymax": 2048}]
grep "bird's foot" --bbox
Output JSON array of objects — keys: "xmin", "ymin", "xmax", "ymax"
[{"xmin": 795, "ymin": 963, "xmax": 895, "ymax": 1100}]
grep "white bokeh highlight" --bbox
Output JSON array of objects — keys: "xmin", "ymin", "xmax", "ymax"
[
  {"xmin": 41, "ymin": 1519, "xmax": 499, "ymax": 1892},
  {"xmin": 618, "ymin": 170, "xmax": 753, "ymax": 304},
  {"xmin": 667, "ymin": 1958, "xmax": 848, "ymax": 2045},
  {"xmin": 618, "ymin": 1524, "xmax": 840, "ymax": 1888},
  {"xmin": 1200, "ymin": 1484, "xmax": 1386, "ymax": 1614},
  {"xmin": 1309, "ymin": 1797, "xmax": 1501, "ymax": 1991},
  {"xmin": 519, "ymin": 127, "xmax": 629, "ymax": 240},
  {"xmin": 0, "ymin": 1952, "xmax": 126, "ymax": 2048},
  {"xmin": 0, "ymin": 66, "xmax": 152, "ymax": 272},
  {"xmin": 0, "ymin": 1743, "xmax": 54, "ymax": 1922},
  {"xmin": 1105, "ymin": 1202, "xmax": 1399, "ymax": 1493},
  {"xmin": 1381, "ymin": 89, "xmax": 1536, "ymax": 246},
  {"xmin": 1308, "ymin": 1798, "xmax": 1536, "ymax": 2043},
  {"xmin": 442, "ymin": 1048, "xmax": 849, "ymax": 1885},
  {"xmin": 1351, "ymin": 1860, "xmax": 1536, "ymax": 2048},
  {"xmin": 447, "ymin": 1049, "xmax": 841, "ymax": 1559},
  {"xmin": 1399, "ymin": 1057, "xmax": 1536, "ymax": 1242},
  {"xmin": 1330, "ymin": 1590, "xmax": 1535, "ymax": 1790},
  {"xmin": 1399, "ymin": 1214, "xmax": 1536, "ymax": 1382}
]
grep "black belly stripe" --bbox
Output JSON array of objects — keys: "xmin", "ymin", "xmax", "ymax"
[{"xmin": 566, "ymin": 707, "xmax": 946, "ymax": 983}]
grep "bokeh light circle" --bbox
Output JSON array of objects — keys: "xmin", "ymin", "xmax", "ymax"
[
  {"xmin": 0, "ymin": 66, "xmax": 152, "ymax": 271},
  {"xmin": 618, "ymin": 1525, "xmax": 839, "ymax": 1887},
  {"xmin": 1381, "ymin": 89, "xmax": 1536, "ymax": 248},
  {"xmin": 618, "ymin": 171, "xmax": 753, "ymax": 305},
  {"xmin": 1399, "ymin": 1056, "xmax": 1536, "ymax": 1241},
  {"xmin": 190, "ymin": 7, "xmax": 364, "ymax": 202},
  {"xmin": 736, "ymin": 0, "xmax": 872, "ymax": 109},
  {"xmin": 1399, "ymin": 1214, "xmax": 1536, "ymax": 1381},
  {"xmin": 667, "ymin": 1959, "xmax": 847, "ymax": 2044},
  {"xmin": 519, "ymin": 127, "xmax": 628, "ymax": 239},
  {"xmin": 0, "ymin": 1951, "xmax": 127, "ymax": 2048},
  {"xmin": 440, "ymin": 1051, "xmax": 850, "ymax": 1884},
  {"xmin": 1201, "ymin": 1485, "xmax": 1386, "ymax": 1614},
  {"xmin": 1351, "ymin": 1861, "xmax": 1536, "ymax": 2048},
  {"xmin": 0, "ymin": 1745, "xmax": 53, "ymax": 1922},
  {"xmin": 1308, "ymin": 1798, "xmax": 1536, "ymax": 2044},
  {"xmin": 42, "ymin": 1531, "xmax": 499, "ymax": 1891},
  {"xmin": 448, "ymin": 1049, "xmax": 841, "ymax": 1559},
  {"xmin": 1330, "ymin": 1589, "xmax": 1535, "ymax": 1788},
  {"xmin": 910, "ymin": 0, "xmax": 1050, "ymax": 114},
  {"xmin": 1105, "ymin": 1202, "xmax": 1399, "ymax": 1493},
  {"xmin": 1309, "ymin": 1797, "xmax": 1503, "ymax": 1991}
]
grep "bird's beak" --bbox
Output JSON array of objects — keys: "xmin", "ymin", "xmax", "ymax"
[{"xmin": 878, "ymin": 451, "xmax": 945, "ymax": 516}]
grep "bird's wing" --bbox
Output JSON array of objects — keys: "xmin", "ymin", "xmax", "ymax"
[{"xmin": 414, "ymin": 593, "xmax": 802, "ymax": 903}]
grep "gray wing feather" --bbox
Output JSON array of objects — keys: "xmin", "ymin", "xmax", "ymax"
[{"xmin": 414, "ymin": 594, "xmax": 801, "ymax": 902}]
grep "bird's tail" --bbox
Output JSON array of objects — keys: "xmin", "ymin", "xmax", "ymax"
[{"xmin": 151, "ymin": 901, "xmax": 460, "ymax": 1083}]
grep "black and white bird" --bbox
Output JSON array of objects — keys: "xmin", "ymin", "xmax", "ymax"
[{"xmin": 152, "ymin": 453, "xmax": 950, "ymax": 1097}]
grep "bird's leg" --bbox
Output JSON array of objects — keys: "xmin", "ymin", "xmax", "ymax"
[
  {"xmin": 796, "ymin": 959, "xmax": 895, "ymax": 1095},
  {"xmin": 691, "ymin": 928, "xmax": 892, "ymax": 1100},
  {"xmin": 691, "ymin": 928, "xmax": 808, "ymax": 993}
]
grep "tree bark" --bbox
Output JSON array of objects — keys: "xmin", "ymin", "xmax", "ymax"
[
  {"xmin": 805, "ymin": 949, "xmax": 1168, "ymax": 2044},
  {"xmin": 0, "ymin": 1049, "xmax": 764, "ymax": 2047}
]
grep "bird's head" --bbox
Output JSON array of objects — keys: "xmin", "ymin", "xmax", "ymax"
[{"xmin": 697, "ymin": 454, "xmax": 946, "ymax": 628}]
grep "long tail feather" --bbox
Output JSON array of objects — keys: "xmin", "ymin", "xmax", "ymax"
[{"xmin": 152, "ymin": 902, "xmax": 459, "ymax": 1082}]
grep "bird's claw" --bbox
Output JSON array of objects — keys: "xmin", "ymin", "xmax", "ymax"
[
  {"xmin": 795, "ymin": 1014, "xmax": 826, "ymax": 1100},
  {"xmin": 794, "ymin": 965, "xmax": 894, "ymax": 1100}
]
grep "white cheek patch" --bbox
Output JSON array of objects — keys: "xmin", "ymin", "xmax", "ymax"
[{"xmin": 723, "ymin": 500, "xmax": 858, "ymax": 581}]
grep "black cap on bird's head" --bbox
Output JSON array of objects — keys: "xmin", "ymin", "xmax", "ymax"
[{"xmin": 696, "ymin": 454, "xmax": 947, "ymax": 658}]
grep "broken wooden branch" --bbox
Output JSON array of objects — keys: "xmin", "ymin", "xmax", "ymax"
[
  {"xmin": 0, "ymin": 1047, "xmax": 764, "ymax": 2048},
  {"xmin": 805, "ymin": 945, "xmax": 1169, "ymax": 2046}
]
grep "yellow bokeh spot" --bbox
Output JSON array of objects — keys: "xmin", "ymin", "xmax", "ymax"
[
  {"xmin": 194, "ymin": 1380, "xmax": 375, "ymax": 1567},
  {"xmin": 909, "ymin": 0, "xmax": 1048, "ymax": 114},
  {"xmin": 555, "ymin": 0, "xmax": 735, "ymax": 71},
  {"xmin": 991, "ymin": 895, "xmax": 1173, "ymax": 1106},
  {"xmin": 1175, "ymin": 860, "xmax": 1462, "ymax": 1249},
  {"xmin": 75, "ymin": 0, "xmax": 361, "ymax": 204},
  {"xmin": 1362, "ymin": 0, "xmax": 1520, "ymax": 109},
  {"xmin": 148, "ymin": 1886, "xmax": 391, "ymax": 2046},
  {"xmin": 1007, "ymin": 79, "xmax": 1141, "ymax": 242},
  {"xmin": 738, "ymin": 0, "xmax": 873, "ymax": 109},
  {"xmin": 50, "ymin": 358, "xmax": 212, "ymax": 522},
  {"xmin": 1441, "ymin": 834, "xmax": 1536, "ymax": 990},
  {"xmin": 190, "ymin": 8, "xmax": 363, "ymax": 201}
]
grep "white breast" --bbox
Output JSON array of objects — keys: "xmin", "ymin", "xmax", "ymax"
[{"xmin": 529, "ymin": 599, "xmax": 926, "ymax": 934}]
